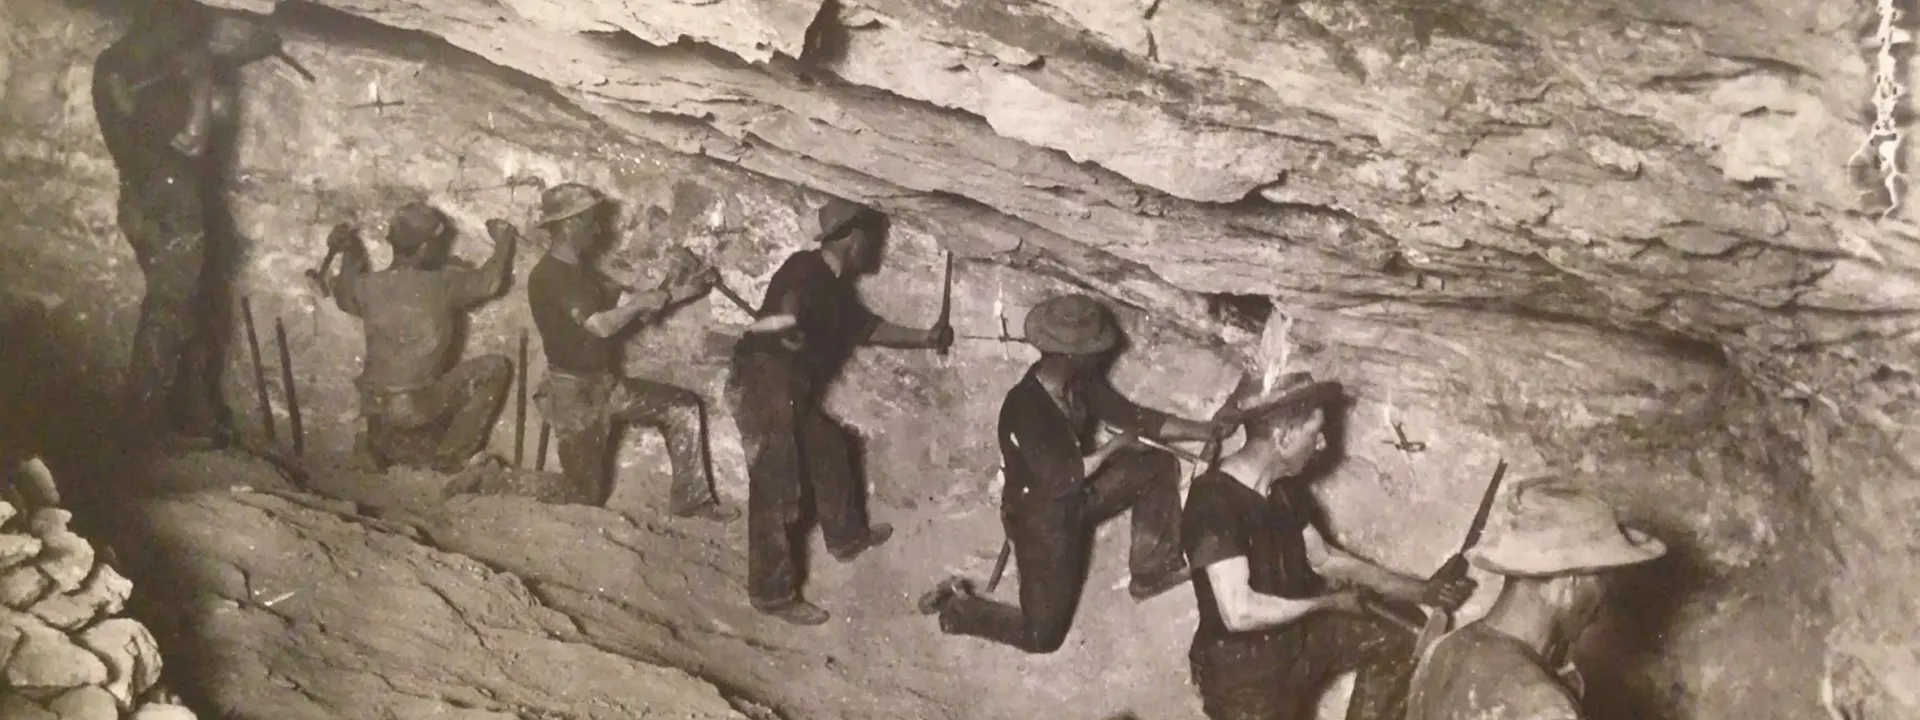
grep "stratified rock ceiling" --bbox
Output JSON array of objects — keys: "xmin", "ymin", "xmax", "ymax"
[{"xmin": 206, "ymin": 0, "xmax": 1918, "ymax": 401}]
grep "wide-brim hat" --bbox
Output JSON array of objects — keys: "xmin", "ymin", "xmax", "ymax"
[
  {"xmin": 537, "ymin": 183, "xmax": 608, "ymax": 227},
  {"xmin": 1220, "ymin": 371, "xmax": 1343, "ymax": 425},
  {"xmin": 1023, "ymin": 294, "xmax": 1118, "ymax": 355},
  {"xmin": 1467, "ymin": 478, "xmax": 1667, "ymax": 577},
  {"xmin": 815, "ymin": 197, "xmax": 879, "ymax": 243}
]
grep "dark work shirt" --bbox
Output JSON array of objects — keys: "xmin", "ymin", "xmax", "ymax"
[
  {"xmin": 998, "ymin": 367, "xmax": 1174, "ymax": 501},
  {"xmin": 737, "ymin": 250, "xmax": 879, "ymax": 385},
  {"xmin": 92, "ymin": 40, "xmax": 205, "ymax": 188},
  {"xmin": 528, "ymin": 255, "xmax": 619, "ymax": 376},
  {"xmin": 1183, "ymin": 470, "xmax": 1324, "ymax": 651}
]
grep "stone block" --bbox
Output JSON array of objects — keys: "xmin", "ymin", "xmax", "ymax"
[
  {"xmin": 28, "ymin": 563, "xmax": 131, "ymax": 630},
  {"xmin": 0, "ymin": 692, "xmax": 57, "ymax": 720},
  {"xmin": 1, "ymin": 618, "xmax": 108, "ymax": 692},
  {"xmin": 0, "ymin": 532, "xmax": 41, "ymax": 568},
  {"xmin": 45, "ymin": 686, "xmax": 116, "ymax": 720},
  {"xmin": 0, "ymin": 564, "xmax": 52, "ymax": 607},
  {"xmin": 0, "ymin": 498, "xmax": 15, "ymax": 527},
  {"xmin": 28, "ymin": 510, "xmax": 92, "ymax": 593},
  {"xmin": 76, "ymin": 618, "xmax": 163, "ymax": 708},
  {"xmin": 130, "ymin": 703, "xmax": 198, "ymax": 720},
  {"xmin": 12, "ymin": 458, "xmax": 59, "ymax": 508}
]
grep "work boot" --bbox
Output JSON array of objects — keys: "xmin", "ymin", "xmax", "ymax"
[
  {"xmin": 754, "ymin": 599, "xmax": 830, "ymax": 626},
  {"xmin": 1128, "ymin": 565, "xmax": 1191, "ymax": 601},
  {"xmin": 917, "ymin": 575, "xmax": 975, "ymax": 615},
  {"xmin": 827, "ymin": 523, "xmax": 893, "ymax": 562},
  {"xmin": 672, "ymin": 502, "xmax": 741, "ymax": 522}
]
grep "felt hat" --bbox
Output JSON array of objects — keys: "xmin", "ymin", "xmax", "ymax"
[
  {"xmin": 1467, "ymin": 479, "xmax": 1667, "ymax": 577},
  {"xmin": 1023, "ymin": 294, "xmax": 1118, "ymax": 355},
  {"xmin": 536, "ymin": 183, "xmax": 608, "ymax": 227},
  {"xmin": 815, "ymin": 197, "xmax": 879, "ymax": 243},
  {"xmin": 387, "ymin": 201, "xmax": 446, "ymax": 251},
  {"xmin": 1222, "ymin": 371, "xmax": 1343, "ymax": 426}
]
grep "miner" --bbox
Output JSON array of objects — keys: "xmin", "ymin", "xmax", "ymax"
[
  {"xmin": 1404, "ymin": 480, "xmax": 1665, "ymax": 720},
  {"xmin": 92, "ymin": 3, "xmax": 290, "ymax": 450},
  {"xmin": 522, "ymin": 183, "xmax": 737, "ymax": 519},
  {"xmin": 916, "ymin": 293, "xmax": 1227, "ymax": 652},
  {"xmin": 329, "ymin": 204, "xmax": 515, "ymax": 472},
  {"xmin": 1176, "ymin": 372, "xmax": 1476, "ymax": 720},
  {"xmin": 728, "ymin": 197, "xmax": 950, "ymax": 625}
]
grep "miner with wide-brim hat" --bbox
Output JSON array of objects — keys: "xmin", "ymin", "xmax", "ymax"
[
  {"xmin": 726, "ymin": 195, "xmax": 951, "ymax": 626},
  {"xmin": 1405, "ymin": 480, "xmax": 1665, "ymax": 720},
  {"xmin": 92, "ymin": 0, "xmax": 307, "ymax": 452},
  {"xmin": 330, "ymin": 201, "xmax": 516, "ymax": 473},
  {"xmin": 917, "ymin": 293, "xmax": 1233, "ymax": 652},
  {"xmin": 514, "ymin": 181, "xmax": 740, "ymax": 520},
  {"xmin": 1165, "ymin": 369, "xmax": 1478, "ymax": 720}
]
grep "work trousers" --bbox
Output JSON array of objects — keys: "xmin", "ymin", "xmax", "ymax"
[
  {"xmin": 540, "ymin": 370, "xmax": 718, "ymax": 512},
  {"xmin": 1189, "ymin": 609, "xmax": 1416, "ymax": 720},
  {"xmin": 939, "ymin": 446, "xmax": 1185, "ymax": 653},
  {"xmin": 361, "ymin": 355, "xmax": 511, "ymax": 470},
  {"xmin": 118, "ymin": 182, "xmax": 229, "ymax": 438},
  {"xmin": 728, "ymin": 352, "xmax": 870, "ymax": 608}
]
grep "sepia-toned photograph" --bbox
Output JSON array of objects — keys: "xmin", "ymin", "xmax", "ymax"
[{"xmin": 0, "ymin": 0, "xmax": 1914, "ymax": 718}]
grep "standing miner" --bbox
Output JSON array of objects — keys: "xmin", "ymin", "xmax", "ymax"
[
  {"xmin": 92, "ymin": 3, "xmax": 293, "ymax": 450},
  {"xmin": 1404, "ymin": 480, "xmax": 1665, "ymax": 720},
  {"xmin": 1175, "ymin": 372, "xmax": 1476, "ymax": 720},
  {"xmin": 522, "ymin": 183, "xmax": 737, "ymax": 519},
  {"xmin": 329, "ymin": 204, "xmax": 515, "ymax": 472},
  {"xmin": 729, "ymin": 198, "xmax": 950, "ymax": 625},
  {"xmin": 917, "ymin": 293, "xmax": 1227, "ymax": 652}
]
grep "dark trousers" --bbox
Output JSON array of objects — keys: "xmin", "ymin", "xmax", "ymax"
[
  {"xmin": 546, "ymin": 372, "xmax": 717, "ymax": 512},
  {"xmin": 1189, "ymin": 611, "xmax": 1415, "ymax": 720},
  {"xmin": 939, "ymin": 446, "xmax": 1184, "ymax": 653},
  {"xmin": 363, "ymin": 355, "xmax": 512, "ymax": 470},
  {"xmin": 728, "ymin": 352, "xmax": 870, "ymax": 607},
  {"xmin": 118, "ymin": 185, "xmax": 228, "ymax": 438}
]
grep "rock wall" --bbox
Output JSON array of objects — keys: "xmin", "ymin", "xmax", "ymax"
[
  {"xmin": 1, "ymin": 459, "xmax": 197, "ymax": 720},
  {"xmin": 0, "ymin": 0, "xmax": 1915, "ymax": 718}
]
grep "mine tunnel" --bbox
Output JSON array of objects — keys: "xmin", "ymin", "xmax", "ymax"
[{"xmin": 1, "ymin": 0, "xmax": 1917, "ymax": 718}]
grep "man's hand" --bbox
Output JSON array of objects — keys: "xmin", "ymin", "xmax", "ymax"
[
  {"xmin": 665, "ymin": 266, "xmax": 718, "ymax": 304},
  {"xmin": 1319, "ymin": 589, "xmax": 1368, "ymax": 616},
  {"xmin": 326, "ymin": 223, "xmax": 361, "ymax": 253},
  {"xmin": 485, "ymin": 219, "xmax": 521, "ymax": 244},
  {"xmin": 923, "ymin": 323, "xmax": 954, "ymax": 351},
  {"xmin": 1419, "ymin": 574, "xmax": 1477, "ymax": 610}
]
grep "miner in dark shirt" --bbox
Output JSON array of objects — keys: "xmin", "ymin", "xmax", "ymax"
[
  {"xmin": 728, "ymin": 198, "xmax": 951, "ymax": 625},
  {"xmin": 1180, "ymin": 373, "xmax": 1475, "ymax": 720},
  {"xmin": 522, "ymin": 183, "xmax": 735, "ymax": 519},
  {"xmin": 917, "ymin": 294, "xmax": 1228, "ymax": 652},
  {"xmin": 330, "ymin": 203, "xmax": 514, "ymax": 472},
  {"xmin": 92, "ymin": 3, "xmax": 287, "ymax": 449}
]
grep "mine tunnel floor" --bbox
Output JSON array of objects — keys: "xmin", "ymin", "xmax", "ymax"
[{"xmin": 87, "ymin": 446, "xmax": 1221, "ymax": 720}]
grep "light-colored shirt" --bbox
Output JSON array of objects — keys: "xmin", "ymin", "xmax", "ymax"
[{"xmin": 1405, "ymin": 623, "xmax": 1583, "ymax": 720}]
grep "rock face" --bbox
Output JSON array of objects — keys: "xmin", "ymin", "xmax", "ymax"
[{"xmin": 1, "ymin": 0, "xmax": 1915, "ymax": 718}]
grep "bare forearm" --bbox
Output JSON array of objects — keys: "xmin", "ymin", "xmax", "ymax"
[
  {"xmin": 1322, "ymin": 557, "xmax": 1424, "ymax": 603},
  {"xmin": 479, "ymin": 237, "xmax": 515, "ymax": 294},
  {"xmin": 585, "ymin": 290, "xmax": 666, "ymax": 337}
]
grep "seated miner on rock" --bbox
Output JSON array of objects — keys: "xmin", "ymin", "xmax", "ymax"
[
  {"xmin": 91, "ymin": 2, "xmax": 304, "ymax": 453},
  {"xmin": 918, "ymin": 293, "xmax": 1230, "ymax": 653},
  {"xmin": 521, "ymin": 183, "xmax": 737, "ymax": 520},
  {"xmin": 729, "ymin": 197, "xmax": 952, "ymax": 626},
  {"xmin": 329, "ymin": 202, "xmax": 515, "ymax": 474},
  {"xmin": 1180, "ymin": 372, "xmax": 1476, "ymax": 720},
  {"xmin": 1405, "ymin": 480, "xmax": 1666, "ymax": 720}
]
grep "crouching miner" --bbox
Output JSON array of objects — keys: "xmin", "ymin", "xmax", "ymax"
[
  {"xmin": 1404, "ymin": 480, "xmax": 1665, "ymax": 720},
  {"xmin": 729, "ymin": 198, "xmax": 951, "ymax": 625},
  {"xmin": 330, "ymin": 203, "xmax": 514, "ymax": 472},
  {"xmin": 918, "ymin": 293, "xmax": 1228, "ymax": 652},
  {"xmin": 521, "ymin": 183, "xmax": 736, "ymax": 520},
  {"xmin": 1182, "ymin": 374, "xmax": 1475, "ymax": 720}
]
